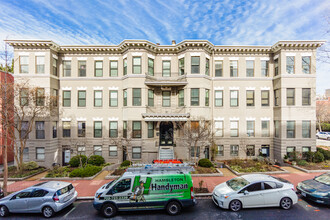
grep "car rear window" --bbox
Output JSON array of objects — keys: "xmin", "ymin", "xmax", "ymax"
[{"xmin": 56, "ymin": 184, "xmax": 73, "ymax": 196}]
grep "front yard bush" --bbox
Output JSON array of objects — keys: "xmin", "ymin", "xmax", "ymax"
[
  {"xmin": 46, "ymin": 166, "xmax": 72, "ymax": 178},
  {"xmin": 297, "ymin": 160, "xmax": 308, "ymax": 166},
  {"xmin": 198, "ymin": 158, "xmax": 213, "ymax": 168},
  {"xmin": 23, "ymin": 161, "xmax": 39, "ymax": 170},
  {"xmin": 317, "ymin": 148, "xmax": 330, "ymax": 160},
  {"xmin": 87, "ymin": 155, "xmax": 105, "ymax": 166},
  {"xmin": 69, "ymin": 155, "xmax": 87, "ymax": 167},
  {"xmin": 314, "ymin": 151, "xmax": 325, "ymax": 163},
  {"xmin": 69, "ymin": 164, "xmax": 102, "ymax": 177},
  {"xmin": 120, "ymin": 160, "xmax": 131, "ymax": 167}
]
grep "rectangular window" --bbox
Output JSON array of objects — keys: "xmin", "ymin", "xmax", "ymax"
[
  {"xmin": 286, "ymin": 146, "xmax": 295, "ymax": 157},
  {"xmin": 191, "ymin": 88, "xmax": 199, "ymax": 106},
  {"xmin": 205, "ymin": 89, "xmax": 209, "ymax": 106},
  {"xmin": 205, "ymin": 58, "xmax": 209, "ymax": 75},
  {"xmin": 133, "ymin": 88, "xmax": 141, "ymax": 106},
  {"xmin": 302, "ymin": 88, "xmax": 311, "ymax": 106},
  {"xmin": 179, "ymin": 58, "xmax": 184, "ymax": 75},
  {"xmin": 191, "ymin": 146, "xmax": 200, "ymax": 157},
  {"xmin": 21, "ymin": 121, "xmax": 29, "ymax": 139},
  {"xmin": 302, "ymin": 56, "xmax": 311, "ymax": 74},
  {"xmin": 215, "ymin": 90, "xmax": 223, "ymax": 107},
  {"xmin": 36, "ymin": 121, "xmax": 45, "ymax": 139},
  {"xmin": 123, "ymin": 121, "xmax": 127, "ymax": 138},
  {"xmin": 302, "ymin": 146, "xmax": 311, "ymax": 158},
  {"xmin": 94, "ymin": 90, "xmax": 103, "ymax": 107},
  {"xmin": 63, "ymin": 60, "xmax": 71, "ymax": 77},
  {"xmin": 148, "ymin": 90, "xmax": 154, "ymax": 106},
  {"xmin": 132, "ymin": 147, "xmax": 141, "ymax": 159},
  {"xmin": 274, "ymin": 58, "xmax": 279, "ymax": 76},
  {"xmin": 247, "ymin": 121, "xmax": 255, "ymax": 137},
  {"xmin": 109, "ymin": 91, "xmax": 118, "ymax": 107},
  {"xmin": 302, "ymin": 121, "xmax": 311, "ymax": 138},
  {"xmin": 133, "ymin": 121, "xmax": 141, "ymax": 138},
  {"xmin": 286, "ymin": 56, "xmax": 295, "ymax": 74},
  {"xmin": 274, "ymin": 89, "xmax": 280, "ymax": 106},
  {"xmin": 230, "ymin": 145, "xmax": 239, "ymax": 157},
  {"xmin": 262, "ymin": 121, "xmax": 270, "ymax": 137},
  {"xmin": 78, "ymin": 61, "xmax": 86, "ymax": 77},
  {"xmin": 217, "ymin": 145, "xmax": 224, "ymax": 156},
  {"xmin": 20, "ymin": 88, "xmax": 29, "ymax": 106},
  {"xmin": 230, "ymin": 121, "xmax": 239, "ymax": 137},
  {"xmin": 133, "ymin": 57, "xmax": 141, "ymax": 74},
  {"xmin": 63, "ymin": 121, "xmax": 71, "ymax": 137},
  {"xmin": 246, "ymin": 145, "xmax": 255, "ymax": 156},
  {"xmin": 94, "ymin": 145, "xmax": 102, "ymax": 156},
  {"xmin": 20, "ymin": 56, "xmax": 29, "ymax": 73},
  {"xmin": 286, "ymin": 88, "xmax": 295, "ymax": 106},
  {"xmin": 78, "ymin": 91, "xmax": 86, "ymax": 107},
  {"xmin": 62, "ymin": 91, "xmax": 71, "ymax": 107},
  {"xmin": 261, "ymin": 90, "xmax": 270, "ymax": 106},
  {"xmin": 230, "ymin": 60, "xmax": 238, "ymax": 77},
  {"xmin": 246, "ymin": 90, "xmax": 254, "ymax": 106},
  {"xmin": 110, "ymin": 61, "xmax": 118, "ymax": 77},
  {"xmin": 52, "ymin": 89, "xmax": 58, "ymax": 107},
  {"xmin": 261, "ymin": 60, "xmax": 269, "ymax": 77},
  {"xmin": 178, "ymin": 89, "xmax": 184, "ymax": 106},
  {"xmin": 36, "ymin": 88, "xmax": 45, "ymax": 106},
  {"xmin": 36, "ymin": 56, "xmax": 45, "ymax": 74},
  {"xmin": 36, "ymin": 147, "xmax": 45, "ymax": 160},
  {"xmin": 109, "ymin": 146, "xmax": 117, "ymax": 157},
  {"xmin": 78, "ymin": 121, "xmax": 86, "ymax": 137},
  {"xmin": 52, "ymin": 58, "xmax": 57, "ymax": 76},
  {"xmin": 162, "ymin": 60, "xmax": 171, "ymax": 77},
  {"xmin": 246, "ymin": 60, "xmax": 254, "ymax": 77},
  {"xmin": 191, "ymin": 56, "xmax": 200, "ymax": 74},
  {"xmin": 23, "ymin": 147, "xmax": 29, "ymax": 160},
  {"xmin": 95, "ymin": 61, "xmax": 103, "ymax": 77},
  {"xmin": 287, "ymin": 121, "xmax": 295, "ymax": 138},
  {"xmin": 52, "ymin": 121, "xmax": 57, "ymax": 138},
  {"xmin": 77, "ymin": 146, "xmax": 85, "ymax": 155},
  {"xmin": 275, "ymin": 120, "xmax": 280, "ymax": 138},
  {"xmin": 148, "ymin": 58, "xmax": 154, "ymax": 76},
  {"xmin": 215, "ymin": 60, "xmax": 223, "ymax": 77},
  {"xmin": 215, "ymin": 121, "xmax": 223, "ymax": 137},
  {"xmin": 230, "ymin": 90, "xmax": 239, "ymax": 107},
  {"xmin": 123, "ymin": 58, "xmax": 127, "ymax": 75},
  {"xmin": 109, "ymin": 121, "xmax": 118, "ymax": 138},
  {"xmin": 123, "ymin": 89, "xmax": 127, "ymax": 106},
  {"xmin": 148, "ymin": 122, "xmax": 154, "ymax": 138},
  {"xmin": 162, "ymin": 91, "xmax": 171, "ymax": 107},
  {"xmin": 94, "ymin": 121, "xmax": 102, "ymax": 138}
]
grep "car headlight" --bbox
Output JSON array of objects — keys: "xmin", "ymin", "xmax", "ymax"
[{"xmin": 95, "ymin": 193, "xmax": 102, "ymax": 199}]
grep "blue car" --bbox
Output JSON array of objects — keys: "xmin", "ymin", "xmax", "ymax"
[{"xmin": 297, "ymin": 173, "xmax": 330, "ymax": 205}]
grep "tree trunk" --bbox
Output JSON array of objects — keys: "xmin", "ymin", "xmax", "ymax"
[{"xmin": 2, "ymin": 132, "xmax": 8, "ymax": 196}]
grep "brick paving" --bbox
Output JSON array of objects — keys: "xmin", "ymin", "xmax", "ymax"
[{"xmin": 25, "ymin": 171, "xmax": 48, "ymax": 181}]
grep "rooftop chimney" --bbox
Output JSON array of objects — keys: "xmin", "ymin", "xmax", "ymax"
[{"xmin": 172, "ymin": 40, "xmax": 176, "ymax": 45}]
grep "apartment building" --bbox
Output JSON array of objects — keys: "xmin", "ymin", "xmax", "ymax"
[{"xmin": 5, "ymin": 39, "xmax": 324, "ymax": 168}]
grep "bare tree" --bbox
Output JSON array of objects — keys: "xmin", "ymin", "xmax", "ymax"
[{"xmin": 316, "ymin": 101, "xmax": 330, "ymax": 131}]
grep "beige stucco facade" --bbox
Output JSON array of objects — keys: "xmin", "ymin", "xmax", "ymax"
[{"xmin": 6, "ymin": 39, "xmax": 324, "ymax": 167}]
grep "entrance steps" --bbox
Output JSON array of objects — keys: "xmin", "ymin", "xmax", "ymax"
[{"xmin": 159, "ymin": 147, "xmax": 174, "ymax": 160}]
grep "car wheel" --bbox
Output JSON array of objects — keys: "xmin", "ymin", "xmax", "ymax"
[
  {"xmin": 229, "ymin": 200, "xmax": 242, "ymax": 212},
  {"xmin": 42, "ymin": 206, "xmax": 54, "ymax": 218},
  {"xmin": 102, "ymin": 203, "xmax": 117, "ymax": 218},
  {"xmin": 280, "ymin": 197, "xmax": 292, "ymax": 210},
  {"xmin": 0, "ymin": 206, "xmax": 9, "ymax": 217},
  {"xmin": 166, "ymin": 201, "xmax": 181, "ymax": 215}
]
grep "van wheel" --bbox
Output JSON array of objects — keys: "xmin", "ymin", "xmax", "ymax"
[
  {"xmin": 280, "ymin": 197, "xmax": 292, "ymax": 210},
  {"xmin": 229, "ymin": 200, "xmax": 242, "ymax": 212},
  {"xmin": 42, "ymin": 206, "xmax": 54, "ymax": 218},
  {"xmin": 102, "ymin": 203, "xmax": 117, "ymax": 218},
  {"xmin": 166, "ymin": 201, "xmax": 181, "ymax": 215},
  {"xmin": 0, "ymin": 205, "xmax": 9, "ymax": 217}
]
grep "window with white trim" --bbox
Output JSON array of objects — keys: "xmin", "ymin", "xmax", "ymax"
[
  {"xmin": 109, "ymin": 146, "xmax": 118, "ymax": 157},
  {"xmin": 215, "ymin": 121, "xmax": 223, "ymax": 137},
  {"xmin": 230, "ymin": 121, "xmax": 239, "ymax": 137}
]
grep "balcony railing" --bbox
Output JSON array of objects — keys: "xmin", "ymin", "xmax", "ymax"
[{"xmin": 145, "ymin": 72, "xmax": 187, "ymax": 86}]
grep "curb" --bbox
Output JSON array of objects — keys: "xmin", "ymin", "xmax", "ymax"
[
  {"xmin": 291, "ymin": 165, "xmax": 330, "ymax": 173},
  {"xmin": 224, "ymin": 164, "xmax": 289, "ymax": 176}
]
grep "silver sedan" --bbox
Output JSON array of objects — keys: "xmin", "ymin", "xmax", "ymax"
[{"xmin": 0, "ymin": 181, "xmax": 78, "ymax": 218}]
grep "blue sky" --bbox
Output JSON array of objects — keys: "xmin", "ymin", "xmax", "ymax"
[{"xmin": 0, "ymin": 0, "xmax": 329, "ymax": 93}]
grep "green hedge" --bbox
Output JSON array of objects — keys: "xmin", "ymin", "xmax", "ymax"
[
  {"xmin": 23, "ymin": 161, "xmax": 39, "ymax": 170},
  {"xmin": 87, "ymin": 155, "xmax": 105, "ymax": 166},
  {"xmin": 69, "ymin": 155, "xmax": 87, "ymax": 167},
  {"xmin": 317, "ymin": 148, "xmax": 330, "ymax": 160},
  {"xmin": 314, "ymin": 151, "xmax": 325, "ymax": 163},
  {"xmin": 120, "ymin": 160, "xmax": 131, "ymax": 167},
  {"xmin": 69, "ymin": 165, "xmax": 102, "ymax": 177},
  {"xmin": 198, "ymin": 158, "xmax": 213, "ymax": 168}
]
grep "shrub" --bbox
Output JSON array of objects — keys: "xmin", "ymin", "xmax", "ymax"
[
  {"xmin": 69, "ymin": 155, "xmax": 87, "ymax": 167},
  {"xmin": 7, "ymin": 166, "xmax": 17, "ymax": 172},
  {"xmin": 297, "ymin": 160, "xmax": 308, "ymax": 166},
  {"xmin": 23, "ymin": 161, "xmax": 39, "ymax": 170},
  {"xmin": 46, "ymin": 166, "xmax": 71, "ymax": 178},
  {"xmin": 314, "ymin": 151, "xmax": 325, "ymax": 163},
  {"xmin": 305, "ymin": 151, "xmax": 314, "ymax": 163},
  {"xmin": 69, "ymin": 165, "xmax": 102, "ymax": 177},
  {"xmin": 120, "ymin": 160, "xmax": 131, "ymax": 167},
  {"xmin": 87, "ymin": 155, "xmax": 105, "ymax": 166},
  {"xmin": 198, "ymin": 158, "xmax": 213, "ymax": 168},
  {"xmin": 317, "ymin": 148, "xmax": 330, "ymax": 160}
]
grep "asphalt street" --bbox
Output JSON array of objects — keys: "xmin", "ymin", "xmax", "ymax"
[{"xmin": 4, "ymin": 195, "xmax": 329, "ymax": 220}]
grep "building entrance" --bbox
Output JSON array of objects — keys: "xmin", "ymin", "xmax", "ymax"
[{"xmin": 159, "ymin": 122, "xmax": 173, "ymax": 146}]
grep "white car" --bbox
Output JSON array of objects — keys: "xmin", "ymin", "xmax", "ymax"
[
  {"xmin": 212, "ymin": 174, "xmax": 298, "ymax": 211},
  {"xmin": 316, "ymin": 132, "xmax": 330, "ymax": 140}
]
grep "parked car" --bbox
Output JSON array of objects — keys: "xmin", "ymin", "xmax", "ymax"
[
  {"xmin": 297, "ymin": 172, "xmax": 330, "ymax": 205},
  {"xmin": 0, "ymin": 181, "xmax": 77, "ymax": 218},
  {"xmin": 212, "ymin": 174, "xmax": 298, "ymax": 211},
  {"xmin": 316, "ymin": 132, "xmax": 330, "ymax": 140}
]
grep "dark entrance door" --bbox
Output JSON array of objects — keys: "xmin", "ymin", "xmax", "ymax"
[
  {"xmin": 159, "ymin": 122, "xmax": 173, "ymax": 146},
  {"xmin": 204, "ymin": 147, "xmax": 209, "ymax": 159},
  {"xmin": 123, "ymin": 148, "xmax": 127, "ymax": 161}
]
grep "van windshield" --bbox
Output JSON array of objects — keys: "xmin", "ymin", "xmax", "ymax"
[
  {"xmin": 106, "ymin": 178, "xmax": 119, "ymax": 189},
  {"xmin": 226, "ymin": 177, "xmax": 250, "ymax": 191}
]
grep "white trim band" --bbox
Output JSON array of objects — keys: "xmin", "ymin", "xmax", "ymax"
[
  {"xmin": 94, "ymin": 57, "xmax": 104, "ymax": 60},
  {"xmin": 301, "ymin": 53, "xmax": 312, "ymax": 56},
  {"xmin": 93, "ymin": 86, "xmax": 103, "ymax": 90},
  {"xmin": 246, "ymin": 117, "xmax": 256, "ymax": 121},
  {"xmin": 162, "ymin": 57, "xmax": 172, "ymax": 61},
  {"xmin": 132, "ymin": 52, "xmax": 143, "ymax": 56},
  {"xmin": 261, "ymin": 117, "xmax": 271, "ymax": 121},
  {"xmin": 93, "ymin": 117, "xmax": 103, "ymax": 121},
  {"xmin": 245, "ymin": 57, "xmax": 255, "ymax": 60},
  {"xmin": 147, "ymin": 54, "xmax": 155, "ymax": 59},
  {"xmin": 214, "ymin": 117, "xmax": 224, "ymax": 121},
  {"xmin": 246, "ymin": 87, "xmax": 255, "ymax": 90},
  {"xmin": 62, "ymin": 57, "xmax": 72, "ymax": 61},
  {"xmin": 61, "ymin": 118, "xmax": 72, "ymax": 122},
  {"xmin": 76, "ymin": 117, "xmax": 87, "ymax": 121},
  {"xmin": 77, "ymin": 57, "xmax": 87, "ymax": 60},
  {"xmin": 214, "ymin": 57, "xmax": 224, "ymax": 61},
  {"xmin": 274, "ymin": 54, "xmax": 279, "ymax": 60},
  {"xmin": 229, "ymin": 87, "xmax": 239, "ymax": 90},
  {"xmin": 229, "ymin": 57, "xmax": 239, "ymax": 60},
  {"xmin": 123, "ymin": 54, "xmax": 128, "ymax": 59},
  {"xmin": 230, "ymin": 117, "xmax": 239, "ymax": 121},
  {"xmin": 285, "ymin": 53, "xmax": 296, "ymax": 56},
  {"xmin": 108, "ymin": 87, "xmax": 119, "ymax": 90},
  {"xmin": 19, "ymin": 52, "xmax": 29, "ymax": 55},
  {"xmin": 261, "ymin": 87, "xmax": 270, "ymax": 90},
  {"xmin": 35, "ymin": 52, "xmax": 45, "ymax": 56},
  {"xmin": 205, "ymin": 54, "xmax": 210, "ymax": 59},
  {"xmin": 214, "ymin": 87, "xmax": 224, "ymax": 90},
  {"xmin": 108, "ymin": 117, "xmax": 119, "ymax": 121},
  {"xmin": 178, "ymin": 54, "xmax": 185, "ymax": 59},
  {"xmin": 52, "ymin": 54, "xmax": 58, "ymax": 59},
  {"xmin": 61, "ymin": 87, "xmax": 72, "ymax": 90},
  {"xmin": 77, "ymin": 87, "xmax": 87, "ymax": 90},
  {"xmin": 260, "ymin": 57, "xmax": 270, "ymax": 61}
]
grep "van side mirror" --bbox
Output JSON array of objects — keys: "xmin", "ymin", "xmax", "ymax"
[{"xmin": 244, "ymin": 190, "xmax": 249, "ymax": 195}]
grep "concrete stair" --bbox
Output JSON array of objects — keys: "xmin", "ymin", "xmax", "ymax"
[{"xmin": 159, "ymin": 147, "xmax": 174, "ymax": 160}]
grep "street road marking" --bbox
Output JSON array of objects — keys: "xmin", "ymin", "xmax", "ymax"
[{"xmin": 64, "ymin": 204, "xmax": 76, "ymax": 218}]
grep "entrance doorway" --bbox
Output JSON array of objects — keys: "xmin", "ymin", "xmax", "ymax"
[
  {"xmin": 204, "ymin": 146, "xmax": 209, "ymax": 159},
  {"xmin": 62, "ymin": 149, "xmax": 71, "ymax": 166},
  {"xmin": 159, "ymin": 122, "xmax": 173, "ymax": 146},
  {"xmin": 123, "ymin": 147, "xmax": 127, "ymax": 162}
]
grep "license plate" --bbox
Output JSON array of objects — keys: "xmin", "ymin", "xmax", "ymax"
[{"xmin": 301, "ymin": 192, "xmax": 306, "ymax": 197}]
